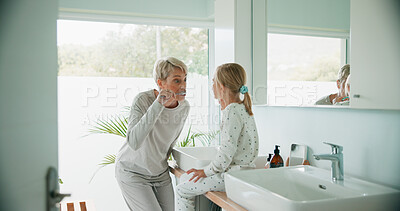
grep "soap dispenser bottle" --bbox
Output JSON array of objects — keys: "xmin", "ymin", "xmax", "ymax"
[
  {"xmin": 270, "ymin": 145, "xmax": 284, "ymax": 168},
  {"xmin": 265, "ymin": 153, "xmax": 273, "ymax": 169}
]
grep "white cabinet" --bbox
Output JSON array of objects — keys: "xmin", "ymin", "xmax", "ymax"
[{"xmin": 350, "ymin": 0, "xmax": 400, "ymax": 110}]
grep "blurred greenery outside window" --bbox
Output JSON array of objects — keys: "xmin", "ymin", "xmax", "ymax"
[
  {"xmin": 57, "ymin": 20, "xmax": 213, "ymax": 146},
  {"xmin": 57, "ymin": 20, "xmax": 209, "ymax": 77},
  {"xmin": 267, "ymin": 33, "xmax": 347, "ymax": 106}
]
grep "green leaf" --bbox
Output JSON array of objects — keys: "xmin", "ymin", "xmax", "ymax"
[
  {"xmin": 175, "ymin": 124, "xmax": 219, "ymax": 147},
  {"xmin": 178, "ymin": 125, "xmax": 192, "ymax": 147},
  {"xmin": 99, "ymin": 154, "xmax": 116, "ymax": 166},
  {"xmin": 89, "ymin": 154, "xmax": 116, "ymax": 183},
  {"xmin": 88, "ymin": 115, "xmax": 128, "ymax": 138}
]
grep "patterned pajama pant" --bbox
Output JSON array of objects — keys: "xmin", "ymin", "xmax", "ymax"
[{"xmin": 175, "ymin": 172, "xmax": 225, "ymax": 211}]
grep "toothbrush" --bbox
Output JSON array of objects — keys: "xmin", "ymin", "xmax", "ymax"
[{"xmin": 160, "ymin": 91, "xmax": 186, "ymax": 98}]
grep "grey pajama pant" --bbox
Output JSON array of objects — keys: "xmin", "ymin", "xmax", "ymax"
[
  {"xmin": 115, "ymin": 166, "xmax": 174, "ymax": 211},
  {"xmin": 176, "ymin": 172, "xmax": 225, "ymax": 211}
]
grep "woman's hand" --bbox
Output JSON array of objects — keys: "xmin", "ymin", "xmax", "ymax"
[
  {"xmin": 332, "ymin": 95, "xmax": 349, "ymax": 104},
  {"xmin": 186, "ymin": 168, "xmax": 207, "ymax": 183},
  {"xmin": 157, "ymin": 89, "xmax": 177, "ymax": 107}
]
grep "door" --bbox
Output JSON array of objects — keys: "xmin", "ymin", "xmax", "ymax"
[{"xmin": 0, "ymin": 0, "xmax": 60, "ymax": 210}]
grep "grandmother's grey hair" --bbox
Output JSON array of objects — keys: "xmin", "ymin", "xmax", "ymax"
[
  {"xmin": 153, "ymin": 57, "xmax": 188, "ymax": 84},
  {"xmin": 337, "ymin": 64, "xmax": 350, "ymax": 82}
]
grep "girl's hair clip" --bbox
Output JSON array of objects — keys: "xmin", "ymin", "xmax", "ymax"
[{"xmin": 239, "ymin": 85, "xmax": 248, "ymax": 94}]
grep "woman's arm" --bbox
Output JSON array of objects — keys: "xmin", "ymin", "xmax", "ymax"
[
  {"xmin": 166, "ymin": 108, "xmax": 189, "ymax": 158},
  {"xmin": 203, "ymin": 109, "xmax": 241, "ymax": 177},
  {"xmin": 126, "ymin": 94, "xmax": 164, "ymax": 151}
]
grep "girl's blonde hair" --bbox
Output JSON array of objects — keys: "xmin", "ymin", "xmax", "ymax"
[
  {"xmin": 215, "ymin": 63, "xmax": 253, "ymax": 116},
  {"xmin": 153, "ymin": 57, "xmax": 187, "ymax": 84}
]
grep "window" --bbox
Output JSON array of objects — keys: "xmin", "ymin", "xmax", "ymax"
[
  {"xmin": 57, "ymin": 19, "xmax": 210, "ymax": 210},
  {"xmin": 267, "ymin": 33, "xmax": 347, "ymax": 106},
  {"xmin": 58, "ymin": 19, "xmax": 210, "ymax": 133}
]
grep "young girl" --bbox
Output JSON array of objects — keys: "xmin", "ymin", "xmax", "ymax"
[{"xmin": 176, "ymin": 63, "xmax": 259, "ymax": 211}]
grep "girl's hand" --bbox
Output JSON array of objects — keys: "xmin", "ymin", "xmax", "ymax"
[{"xmin": 186, "ymin": 168, "xmax": 206, "ymax": 183}]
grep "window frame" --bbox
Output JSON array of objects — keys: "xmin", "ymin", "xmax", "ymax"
[{"xmin": 58, "ymin": 10, "xmax": 218, "ymax": 132}]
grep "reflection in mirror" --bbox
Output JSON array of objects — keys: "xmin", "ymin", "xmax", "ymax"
[
  {"xmin": 267, "ymin": 33, "xmax": 347, "ymax": 107},
  {"xmin": 263, "ymin": 0, "xmax": 351, "ymax": 107},
  {"xmin": 314, "ymin": 64, "xmax": 350, "ymax": 106}
]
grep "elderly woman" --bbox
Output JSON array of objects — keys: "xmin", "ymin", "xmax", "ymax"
[
  {"xmin": 315, "ymin": 64, "xmax": 350, "ymax": 105},
  {"xmin": 334, "ymin": 74, "xmax": 351, "ymax": 106},
  {"xmin": 115, "ymin": 57, "xmax": 189, "ymax": 211}
]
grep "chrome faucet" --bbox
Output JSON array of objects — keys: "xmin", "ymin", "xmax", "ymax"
[{"xmin": 313, "ymin": 142, "xmax": 344, "ymax": 181}]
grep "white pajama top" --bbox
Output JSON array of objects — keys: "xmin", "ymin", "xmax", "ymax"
[{"xmin": 203, "ymin": 103, "xmax": 259, "ymax": 177}]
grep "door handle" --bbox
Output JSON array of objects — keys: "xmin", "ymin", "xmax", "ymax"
[
  {"xmin": 46, "ymin": 167, "xmax": 71, "ymax": 211},
  {"xmin": 50, "ymin": 191, "xmax": 71, "ymax": 203}
]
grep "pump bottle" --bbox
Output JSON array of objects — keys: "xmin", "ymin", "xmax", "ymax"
[
  {"xmin": 270, "ymin": 145, "xmax": 284, "ymax": 168},
  {"xmin": 264, "ymin": 153, "xmax": 273, "ymax": 169}
]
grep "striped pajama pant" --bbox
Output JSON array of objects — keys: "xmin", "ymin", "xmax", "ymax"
[{"xmin": 115, "ymin": 166, "xmax": 174, "ymax": 211}]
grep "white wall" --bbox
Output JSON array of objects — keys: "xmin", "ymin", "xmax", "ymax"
[{"xmin": 254, "ymin": 106, "xmax": 400, "ymax": 188}]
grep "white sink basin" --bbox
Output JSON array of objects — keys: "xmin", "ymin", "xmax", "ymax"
[
  {"xmin": 172, "ymin": 147, "xmax": 267, "ymax": 171},
  {"xmin": 225, "ymin": 166, "xmax": 400, "ymax": 211},
  {"xmin": 172, "ymin": 147, "xmax": 217, "ymax": 171}
]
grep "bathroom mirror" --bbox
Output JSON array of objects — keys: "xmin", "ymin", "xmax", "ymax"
[
  {"xmin": 252, "ymin": 0, "xmax": 400, "ymax": 110},
  {"xmin": 260, "ymin": 0, "xmax": 351, "ymax": 108}
]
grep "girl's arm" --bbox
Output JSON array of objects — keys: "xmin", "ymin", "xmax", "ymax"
[
  {"xmin": 203, "ymin": 109, "xmax": 241, "ymax": 177},
  {"xmin": 126, "ymin": 95, "xmax": 164, "ymax": 151}
]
